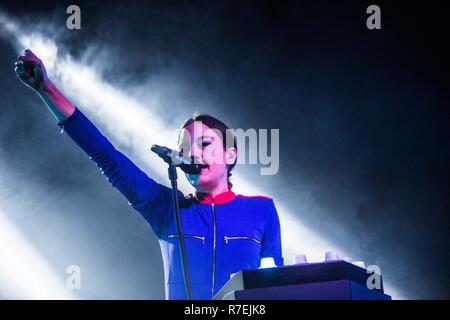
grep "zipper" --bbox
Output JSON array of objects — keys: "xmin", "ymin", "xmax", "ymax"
[
  {"xmin": 211, "ymin": 201, "xmax": 216, "ymax": 299},
  {"xmin": 224, "ymin": 236, "xmax": 261, "ymax": 245},
  {"xmin": 167, "ymin": 234, "xmax": 205, "ymax": 244}
]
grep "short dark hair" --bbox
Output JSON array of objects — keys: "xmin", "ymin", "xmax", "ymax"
[{"xmin": 179, "ymin": 114, "xmax": 237, "ymax": 189}]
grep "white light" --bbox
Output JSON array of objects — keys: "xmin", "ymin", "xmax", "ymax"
[{"xmin": 0, "ymin": 210, "xmax": 75, "ymax": 299}]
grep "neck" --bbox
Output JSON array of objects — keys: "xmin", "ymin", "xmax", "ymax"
[
  {"xmin": 208, "ymin": 183, "xmax": 229, "ymax": 198},
  {"xmin": 195, "ymin": 185, "xmax": 235, "ymax": 205},
  {"xmin": 197, "ymin": 178, "xmax": 229, "ymax": 198}
]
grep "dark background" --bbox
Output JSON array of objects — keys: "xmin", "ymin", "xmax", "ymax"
[{"xmin": 0, "ymin": 0, "xmax": 448, "ymax": 299}]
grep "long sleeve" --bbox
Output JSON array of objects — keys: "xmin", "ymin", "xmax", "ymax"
[
  {"xmin": 261, "ymin": 199, "xmax": 284, "ymax": 266},
  {"xmin": 57, "ymin": 108, "xmax": 173, "ymax": 237}
]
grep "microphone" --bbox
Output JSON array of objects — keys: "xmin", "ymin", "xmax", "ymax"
[{"xmin": 151, "ymin": 144, "xmax": 207, "ymax": 174}]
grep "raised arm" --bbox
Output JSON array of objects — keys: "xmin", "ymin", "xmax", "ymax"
[{"xmin": 14, "ymin": 49, "xmax": 174, "ymax": 236}]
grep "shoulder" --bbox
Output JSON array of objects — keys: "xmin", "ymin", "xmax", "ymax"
[
  {"xmin": 235, "ymin": 194, "xmax": 275, "ymax": 209},
  {"xmin": 235, "ymin": 193, "xmax": 273, "ymax": 201},
  {"xmin": 235, "ymin": 194, "xmax": 280, "ymax": 227}
]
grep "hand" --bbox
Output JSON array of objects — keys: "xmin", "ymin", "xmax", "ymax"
[{"xmin": 14, "ymin": 49, "xmax": 49, "ymax": 91}]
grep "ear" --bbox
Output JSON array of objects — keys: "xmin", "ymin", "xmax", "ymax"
[{"xmin": 225, "ymin": 147, "xmax": 237, "ymax": 165}]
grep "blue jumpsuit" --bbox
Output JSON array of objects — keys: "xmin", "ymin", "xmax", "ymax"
[{"xmin": 58, "ymin": 108, "xmax": 284, "ymax": 299}]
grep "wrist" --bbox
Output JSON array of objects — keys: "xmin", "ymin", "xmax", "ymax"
[{"xmin": 37, "ymin": 79, "xmax": 54, "ymax": 96}]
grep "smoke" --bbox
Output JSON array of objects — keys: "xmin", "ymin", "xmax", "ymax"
[{"xmin": 2, "ymin": 5, "xmax": 340, "ymax": 258}]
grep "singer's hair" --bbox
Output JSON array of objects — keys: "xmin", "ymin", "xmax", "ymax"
[{"xmin": 179, "ymin": 114, "xmax": 237, "ymax": 189}]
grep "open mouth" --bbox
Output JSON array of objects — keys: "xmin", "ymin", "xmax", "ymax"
[
  {"xmin": 186, "ymin": 163, "xmax": 208, "ymax": 176},
  {"xmin": 198, "ymin": 164, "xmax": 209, "ymax": 173}
]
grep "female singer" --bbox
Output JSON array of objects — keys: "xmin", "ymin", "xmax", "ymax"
[{"xmin": 15, "ymin": 49, "xmax": 283, "ymax": 299}]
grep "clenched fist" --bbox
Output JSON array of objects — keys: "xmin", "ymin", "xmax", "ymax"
[
  {"xmin": 13, "ymin": 49, "xmax": 75, "ymax": 121},
  {"xmin": 15, "ymin": 49, "xmax": 49, "ymax": 91}
]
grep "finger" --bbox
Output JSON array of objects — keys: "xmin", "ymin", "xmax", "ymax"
[
  {"xmin": 25, "ymin": 49, "xmax": 39, "ymax": 59},
  {"xmin": 18, "ymin": 52, "xmax": 39, "ymax": 63},
  {"xmin": 18, "ymin": 54, "xmax": 35, "ymax": 62},
  {"xmin": 15, "ymin": 64, "xmax": 25, "ymax": 77},
  {"xmin": 15, "ymin": 61, "xmax": 24, "ymax": 70},
  {"xmin": 25, "ymin": 50, "xmax": 41, "ymax": 64},
  {"xmin": 15, "ymin": 59, "xmax": 34, "ymax": 75},
  {"xmin": 15, "ymin": 62, "xmax": 32, "ymax": 77}
]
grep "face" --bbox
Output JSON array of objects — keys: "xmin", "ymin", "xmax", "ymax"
[{"xmin": 178, "ymin": 121, "xmax": 236, "ymax": 193}]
